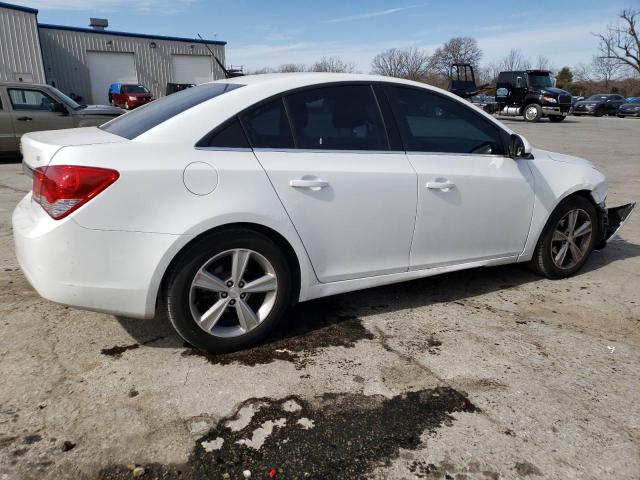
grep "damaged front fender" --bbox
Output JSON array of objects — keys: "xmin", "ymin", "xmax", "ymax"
[{"xmin": 595, "ymin": 202, "xmax": 636, "ymax": 249}]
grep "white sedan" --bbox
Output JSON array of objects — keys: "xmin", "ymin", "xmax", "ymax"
[{"xmin": 13, "ymin": 73, "xmax": 634, "ymax": 352}]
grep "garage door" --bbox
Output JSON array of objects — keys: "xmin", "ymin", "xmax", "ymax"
[
  {"xmin": 172, "ymin": 55, "xmax": 213, "ymax": 85},
  {"xmin": 87, "ymin": 52, "xmax": 138, "ymax": 104}
]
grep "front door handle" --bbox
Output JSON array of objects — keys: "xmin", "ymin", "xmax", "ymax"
[
  {"xmin": 289, "ymin": 179, "xmax": 329, "ymax": 189},
  {"xmin": 426, "ymin": 181, "xmax": 455, "ymax": 191},
  {"xmin": 17, "ymin": 116, "xmax": 33, "ymax": 122}
]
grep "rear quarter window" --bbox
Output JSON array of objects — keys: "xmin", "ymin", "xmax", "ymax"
[{"xmin": 100, "ymin": 82, "xmax": 243, "ymax": 140}]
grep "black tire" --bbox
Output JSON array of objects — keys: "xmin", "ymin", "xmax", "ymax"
[
  {"xmin": 164, "ymin": 228, "xmax": 292, "ymax": 353},
  {"xmin": 528, "ymin": 195, "xmax": 598, "ymax": 279},
  {"xmin": 523, "ymin": 103, "xmax": 542, "ymax": 122},
  {"xmin": 594, "ymin": 108, "xmax": 604, "ymax": 117},
  {"xmin": 548, "ymin": 115, "xmax": 566, "ymax": 123}
]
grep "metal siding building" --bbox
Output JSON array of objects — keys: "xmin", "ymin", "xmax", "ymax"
[
  {"xmin": 38, "ymin": 26, "xmax": 226, "ymax": 104},
  {"xmin": 0, "ymin": 2, "xmax": 45, "ymax": 83}
]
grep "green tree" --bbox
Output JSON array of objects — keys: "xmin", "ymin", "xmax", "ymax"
[{"xmin": 556, "ymin": 67, "xmax": 573, "ymax": 89}]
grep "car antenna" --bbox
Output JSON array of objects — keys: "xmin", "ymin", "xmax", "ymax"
[{"xmin": 196, "ymin": 33, "xmax": 242, "ymax": 79}]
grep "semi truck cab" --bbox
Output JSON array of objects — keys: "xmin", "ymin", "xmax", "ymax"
[{"xmin": 495, "ymin": 70, "xmax": 572, "ymax": 122}]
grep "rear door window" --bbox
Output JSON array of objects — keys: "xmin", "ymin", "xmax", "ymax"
[
  {"xmin": 239, "ymin": 98, "xmax": 294, "ymax": 149},
  {"xmin": 285, "ymin": 85, "xmax": 387, "ymax": 151},
  {"xmin": 100, "ymin": 82, "xmax": 243, "ymax": 139}
]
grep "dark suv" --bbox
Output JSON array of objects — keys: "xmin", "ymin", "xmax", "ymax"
[{"xmin": 573, "ymin": 94, "xmax": 625, "ymax": 117}]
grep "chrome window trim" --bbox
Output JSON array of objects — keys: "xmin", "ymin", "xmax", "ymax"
[
  {"xmin": 195, "ymin": 146, "xmax": 253, "ymax": 153},
  {"xmin": 406, "ymin": 151, "xmax": 509, "ymax": 159},
  {"xmin": 251, "ymin": 148, "xmax": 407, "ymax": 155}
]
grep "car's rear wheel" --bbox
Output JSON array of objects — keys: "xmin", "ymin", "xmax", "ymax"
[
  {"xmin": 529, "ymin": 196, "xmax": 598, "ymax": 279},
  {"xmin": 165, "ymin": 229, "xmax": 292, "ymax": 353},
  {"xmin": 548, "ymin": 115, "xmax": 565, "ymax": 122},
  {"xmin": 523, "ymin": 103, "xmax": 542, "ymax": 122}
]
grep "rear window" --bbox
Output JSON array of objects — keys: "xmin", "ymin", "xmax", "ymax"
[{"xmin": 101, "ymin": 82, "xmax": 243, "ymax": 139}]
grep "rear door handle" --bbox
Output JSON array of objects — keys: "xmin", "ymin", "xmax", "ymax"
[
  {"xmin": 289, "ymin": 179, "xmax": 329, "ymax": 189},
  {"xmin": 17, "ymin": 116, "xmax": 33, "ymax": 122},
  {"xmin": 426, "ymin": 181, "xmax": 455, "ymax": 191}
]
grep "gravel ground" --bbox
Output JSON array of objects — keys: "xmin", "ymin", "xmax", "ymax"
[{"xmin": 0, "ymin": 115, "xmax": 638, "ymax": 480}]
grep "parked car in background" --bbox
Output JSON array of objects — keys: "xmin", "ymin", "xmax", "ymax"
[
  {"xmin": 108, "ymin": 83, "xmax": 153, "ymax": 110},
  {"xmin": 13, "ymin": 73, "xmax": 635, "ymax": 353},
  {"xmin": 617, "ymin": 97, "xmax": 640, "ymax": 118},
  {"xmin": 0, "ymin": 81, "xmax": 123, "ymax": 156},
  {"xmin": 573, "ymin": 94, "xmax": 626, "ymax": 117}
]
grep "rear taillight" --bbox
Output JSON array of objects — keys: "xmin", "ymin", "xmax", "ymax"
[{"xmin": 32, "ymin": 165, "xmax": 119, "ymax": 220}]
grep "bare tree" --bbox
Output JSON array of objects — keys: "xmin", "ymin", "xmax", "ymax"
[
  {"xmin": 595, "ymin": 9, "xmax": 640, "ymax": 75},
  {"xmin": 250, "ymin": 66, "xmax": 277, "ymax": 75},
  {"xmin": 500, "ymin": 49, "xmax": 531, "ymax": 71},
  {"xmin": 278, "ymin": 63, "xmax": 307, "ymax": 73},
  {"xmin": 591, "ymin": 55, "xmax": 623, "ymax": 87},
  {"xmin": 310, "ymin": 56, "xmax": 355, "ymax": 73},
  {"xmin": 429, "ymin": 37, "xmax": 483, "ymax": 75},
  {"xmin": 535, "ymin": 55, "xmax": 551, "ymax": 70},
  {"xmin": 371, "ymin": 48, "xmax": 430, "ymax": 80}
]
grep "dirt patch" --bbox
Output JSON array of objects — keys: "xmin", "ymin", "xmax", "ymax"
[
  {"xmin": 181, "ymin": 299, "xmax": 375, "ymax": 367},
  {"xmin": 98, "ymin": 386, "xmax": 477, "ymax": 480}
]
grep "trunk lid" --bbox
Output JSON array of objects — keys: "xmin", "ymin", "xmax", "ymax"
[{"xmin": 21, "ymin": 126, "xmax": 127, "ymax": 172}]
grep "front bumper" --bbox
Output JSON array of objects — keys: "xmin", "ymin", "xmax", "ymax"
[
  {"xmin": 595, "ymin": 202, "xmax": 636, "ymax": 249},
  {"xmin": 542, "ymin": 105, "xmax": 570, "ymax": 116},
  {"xmin": 12, "ymin": 194, "xmax": 179, "ymax": 318},
  {"xmin": 617, "ymin": 110, "xmax": 640, "ymax": 117}
]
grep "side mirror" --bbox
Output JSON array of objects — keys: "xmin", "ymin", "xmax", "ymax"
[
  {"xmin": 50, "ymin": 102, "xmax": 69, "ymax": 115},
  {"xmin": 516, "ymin": 76, "xmax": 523, "ymax": 88},
  {"xmin": 509, "ymin": 133, "xmax": 532, "ymax": 159}
]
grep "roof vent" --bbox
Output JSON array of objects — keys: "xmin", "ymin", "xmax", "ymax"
[{"xmin": 89, "ymin": 18, "xmax": 108, "ymax": 30}]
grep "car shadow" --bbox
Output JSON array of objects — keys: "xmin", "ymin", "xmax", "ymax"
[{"xmin": 114, "ymin": 238, "xmax": 640, "ymax": 360}]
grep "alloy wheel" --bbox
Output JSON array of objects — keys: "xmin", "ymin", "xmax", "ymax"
[
  {"xmin": 189, "ymin": 249, "xmax": 278, "ymax": 338},
  {"xmin": 550, "ymin": 208, "xmax": 593, "ymax": 270}
]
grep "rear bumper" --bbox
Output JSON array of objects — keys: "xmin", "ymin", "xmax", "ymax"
[
  {"xmin": 12, "ymin": 194, "xmax": 180, "ymax": 318},
  {"xmin": 595, "ymin": 202, "xmax": 636, "ymax": 249}
]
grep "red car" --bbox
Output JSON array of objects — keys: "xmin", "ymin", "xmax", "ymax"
[{"xmin": 108, "ymin": 83, "xmax": 153, "ymax": 110}]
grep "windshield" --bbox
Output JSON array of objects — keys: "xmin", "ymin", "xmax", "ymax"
[
  {"xmin": 587, "ymin": 95, "xmax": 610, "ymax": 101},
  {"xmin": 123, "ymin": 85, "xmax": 149, "ymax": 94},
  {"xmin": 50, "ymin": 86, "xmax": 82, "ymax": 110},
  {"xmin": 628, "ymin": 97, "xmax": 640, "ymax": 104},
  {"xmin": 101, "ymin": 82, "xmax": 244, "ymax": 139},
  {"xmin": 527, "ymin": 73, "xmax": 553, "ymax": 88}
]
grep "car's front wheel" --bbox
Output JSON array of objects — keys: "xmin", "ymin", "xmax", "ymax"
[
  {"xmin": 529, "ymin": 196, "xmax": 598, "ymax": 279},
  {"xmin": 165, "ymin": 229, "xmax": 292, "ymax": 353}
]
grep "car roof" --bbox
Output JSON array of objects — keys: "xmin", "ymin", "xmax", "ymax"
[
  {"xmin": 136, "ymin": 72, "xmax": 518, "ymax": 143},
  {"xmin": 0, "ymin": 81, "xmax": 53, "ymax": 88}
]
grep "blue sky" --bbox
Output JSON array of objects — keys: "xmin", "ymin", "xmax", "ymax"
[{"xmin": 11, "ymin": 0, "xmax": 631, "ymax": 72}]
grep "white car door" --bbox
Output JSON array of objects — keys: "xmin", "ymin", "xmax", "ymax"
[
  {"xmin": 245, "ymin": 85, "xmax": 417, "ymax": 283},
  {"xmin": 384, "ymin": 85, "xmax": 534, "ymax": 269}
]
